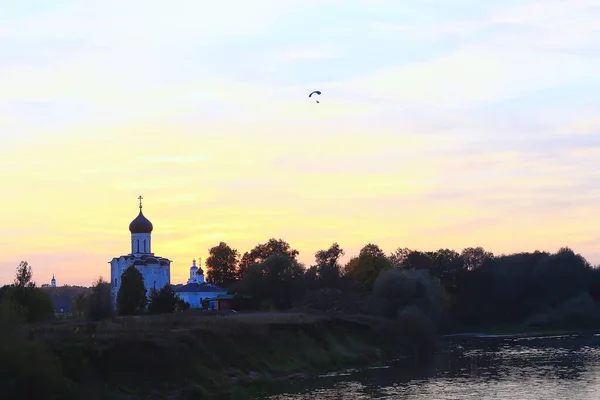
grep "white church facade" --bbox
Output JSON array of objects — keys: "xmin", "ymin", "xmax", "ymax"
[{"xmin": 110, "ymin": 197, "xmax": 171, "ymax": 308}]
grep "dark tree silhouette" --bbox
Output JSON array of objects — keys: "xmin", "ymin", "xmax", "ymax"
[
  {"xmin": 389, "ymin": 247, "xmax": 411, "ymax": 269},
  {"xmin": 147, "ymin": 284, "xmax": 188, "ymax": 314},
  {"xmin": 14, "ymin": 261, "xmax": 33, "ymax": 288},
  {"xmin": 206, "ymin": 242, "xmax": 239, "ymax": 286},
  {"xmin": 85, "ymin": 277, "xmax": 112, "ymax": 321},
  {"xmin": 461, "ymin": 247, "xmax": 494, "ymax": 270},
  {"xmin": 237, "ymin": 238, "xmax": 299, "ymax": 280},
  {"xmin": 314, "ymin": 243, "xmax": 344, "ymax": 285},
  {"xmin": 0, "ymin": 261, "xmax": 53, "ymax": 323},
  {"xmin": 116, "ymin": 266, "xmax": 147, "ymax": 316},
  {"xmin": 344, "ymin": 243, "xmax": 392, "ymax": 289}
]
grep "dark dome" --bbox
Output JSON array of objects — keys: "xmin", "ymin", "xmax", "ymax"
[{"xmin": 129, "ymin": 210, "xmax": 153, "ymax": 234}]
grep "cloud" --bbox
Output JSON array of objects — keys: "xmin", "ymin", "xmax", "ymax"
[{"xmin": 336, "ymin": 44, "xmax": 600, "ymax": 107}]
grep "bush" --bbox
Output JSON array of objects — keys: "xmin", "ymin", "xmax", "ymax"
[
  {"xmin": 147, "ymin": 284, "xmax": 188, "ymax": 314},
  {"xmin": 85, "ymin": 277, "xmax": 113, "ymax": 321},
  {"xmin": 525, "ymin": 292, "xmax": 600, "ymax": 330},
  {"xmin": 370, "ymin": 268, "xmax": 443, "ymax": 322},
  {"xmin": 0, "ymin": 285, "xmax": 54, "ymax": 323},
  {"xmin": 0, "ymin": 323, "xmax": 69, "ymax": 399}
]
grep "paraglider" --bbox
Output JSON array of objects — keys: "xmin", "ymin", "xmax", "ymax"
[{"xmin": 309, "ymin": 90, "xmax": 321, "ymax": 103}]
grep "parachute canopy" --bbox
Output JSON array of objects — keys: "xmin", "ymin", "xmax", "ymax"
[{"xmin": 309, "ymin": 90, "xmax": 321, "ymax": 97}]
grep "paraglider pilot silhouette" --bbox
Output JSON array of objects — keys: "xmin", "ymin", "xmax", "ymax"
[{"xmin": 309, "ymin": 90, "xmax": 321, "ymax": 103}]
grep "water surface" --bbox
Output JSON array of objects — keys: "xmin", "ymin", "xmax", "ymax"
[{"xmin": 259, "ymin": 333, "xmax": 600, "ymax": 399}]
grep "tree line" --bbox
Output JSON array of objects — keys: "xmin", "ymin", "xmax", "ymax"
[
  {"xmin": 203, "ymin": 239, "xmax": 600, "ymax": 332},
  {"xmin": 3, "ymin": 239, "xmax": 600, "ymax": 333}
]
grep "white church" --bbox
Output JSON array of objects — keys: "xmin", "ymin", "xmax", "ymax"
[
  {"xmin": 110, "ymin": 197, "xmax": 226, "ymax": 309},
  {"xmin": 175, "ymin": 258, "xmax": 228, "ymax": 308}
]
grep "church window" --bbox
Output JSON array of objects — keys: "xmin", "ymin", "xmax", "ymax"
[{"xmin": 144, "ymin": 239, "xmax": 148, "ymax": 253}]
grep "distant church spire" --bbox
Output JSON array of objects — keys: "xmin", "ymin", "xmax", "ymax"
[{"xmin": 138, "ymin": 195, "xmax": 143, "ymax": 209}]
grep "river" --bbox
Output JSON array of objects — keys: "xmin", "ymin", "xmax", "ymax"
[{"xmin": 257, "ymin": 333, "xmax": 600, "ymax": 399}]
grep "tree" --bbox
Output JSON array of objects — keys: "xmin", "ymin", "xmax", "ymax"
[
  {"xmin": 403, "ymin": 251, "xmax": 435, "ymax": 271},
  {"xmin": 206, "ymin": 242, "xmax": 240, "ymax": 286},
  {"xmin": 14, "ymin": 261, "xmax": 33, "ymax": 288},
  {"xmin": 461, "ymin": 247, "xmax": 494, "ymax": 270},
  {"xmin": 147, "ymin": 284, "xmax": 187, "ymax": 314},
  {"xmin": 85, "ymin": 277, "xmax": 112, "ymax": 320},
  {"xmin": 0, "ymin": 262, "xmax": 53, "ymax": 323},
  {"xmin": 241, "ymin": 254, "xmax": 304, "ymax": 310},
  {"xmin": 359, "ymin": 243, "xmax": 386, "ymax": 259},
  {"xmin": 237, "ymin": 238, "xmax": 300, "ymax": 280},
  {"xmin": 116, "ymin": 266, "xmax": 147, "ymax": 315},
  {"xmin": 314, "ymin": 243, "xmax": 344, "ymax": 286},
  {"xmin": 344, "ymin": 243, "xmax": 392, "ymax": 289},
  {"xmin": 389, "ymin": 247, "xmax": 411, "ymax": 269}
]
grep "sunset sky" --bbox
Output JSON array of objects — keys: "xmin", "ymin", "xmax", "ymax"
[{"xmin": 1, "ymin": 1, "xmax": 600, "ymax": 286}]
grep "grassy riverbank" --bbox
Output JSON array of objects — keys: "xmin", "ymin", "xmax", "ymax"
[{"xmin": 4, "ymin": 312, "xmax": 436, "ymax": 400}]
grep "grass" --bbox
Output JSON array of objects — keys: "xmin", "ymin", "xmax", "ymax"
[{"xmin": 5, "ymin": 312, "xmax": 425, "ymax": 399}]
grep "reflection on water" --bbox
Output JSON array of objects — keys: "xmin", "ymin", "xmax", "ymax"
[{"xmin": 259, "ymin": 334, "xmax": 600, "ymax": 400}]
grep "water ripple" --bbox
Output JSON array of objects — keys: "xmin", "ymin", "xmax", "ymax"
[{"xmin": 260, "ymin": 334, "xmax": 600, "ymax": 400}]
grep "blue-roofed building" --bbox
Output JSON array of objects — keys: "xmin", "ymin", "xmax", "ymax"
[{"xmin": 175, "ymin": 259, "xmax": 227, "ymax": 308}]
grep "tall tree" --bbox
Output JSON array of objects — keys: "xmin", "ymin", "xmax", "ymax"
[
  {"xmin": 345, "ymin": 243, "xmax": 392, "ymax": 289},
  {"xmin": 389, "ymin": 247, "xmax": 411, "ymax": 269},
  {"xmin": 403, "ymin": 251, "xmax": 435, "ymax": 271},
  {"xmin": 461, "ymin": 247, "xmax": 494, "ymax": 270},
  {"xmin": 241, "ymin": 254, "xmax": 304, "ymax": 310},
  {"xmin": 237, "ymin": 238, "xmax": 299, "ymax": 280},
  {"xmin": 314, "ymin": 243, "xmax": 344, "ymax": 286},
  {"xmin": 14, "ymin": 261, "xmax": 33, "ymax": 288},
  {"xmin": 0, "ymin": 261, "xmax": 53, "ymax": 323},
  {"xmin": 206, "ymin": 242, "xmax": 240, "ymax": 286},
  {"xmin": 116, "ymin": 266, "xmax": 147, "ymax": 316},
  {"xmin": 85, "ymin": 277, "xmax": 113, "ymax": 321}
]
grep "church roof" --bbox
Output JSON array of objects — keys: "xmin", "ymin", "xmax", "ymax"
[
  {"xmin": 129, "ymin": 210, "xmax": 153, "ymax": 234},
  {"xmin": 129, "ymin": 197, "xmax": 153, "ymax": 234},
  {"xmin": 109, "ymin": 254, "xmax": 170, "ymax": 265},
  {"xmin": 175, "ymin": 282, "xmax": 227, "ymax": 293}
]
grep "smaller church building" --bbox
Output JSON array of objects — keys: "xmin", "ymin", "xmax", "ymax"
[{"xmin": 175, "ymin": 259, "xmax": 227, "ymax": 308}]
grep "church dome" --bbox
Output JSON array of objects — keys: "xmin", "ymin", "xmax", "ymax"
[
  {"xmin": 129, "ymin": 210, "xmax": 153, "ymax": 233},
  {"xmin": 129, "ymin": 198, "xmax": 153, "ymax": 234}
]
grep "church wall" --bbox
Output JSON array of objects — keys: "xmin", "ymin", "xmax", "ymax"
[
  {"xmin": 178, "ymin": 292, "xmax": 203, "ymax": 308},
  {"xmin": 110, "ymin": 259, "xmax": 171, "ymax": 310},
  {"xmin": 131, "ymin": 233, "xmax": 151, "ymax": 254},
  {"xmin": 178, "ymin": 289, "xmax": 228, "ymax": 308},
  {"xmin": 140, "ymin": 264, "xmax": 170, "ymax": 293}
]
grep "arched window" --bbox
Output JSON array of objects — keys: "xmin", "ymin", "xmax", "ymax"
[{"xmin": 145, "ymin": 239, "xmax": 148, "ymax": 253}]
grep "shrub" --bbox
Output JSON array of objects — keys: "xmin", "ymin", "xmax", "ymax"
[{"xmin": 85, "ymin": 277, "xmax": 113, "ymax": 321}]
